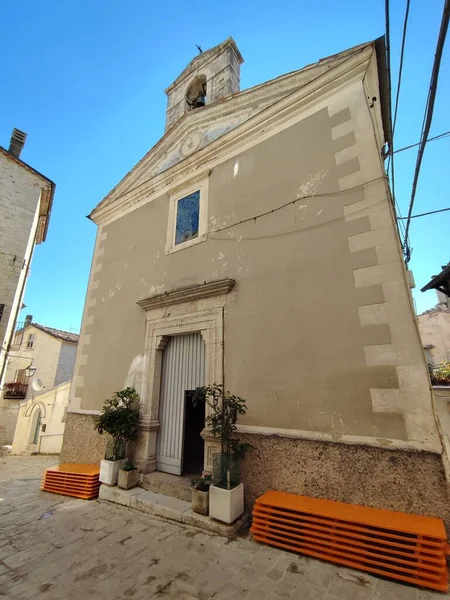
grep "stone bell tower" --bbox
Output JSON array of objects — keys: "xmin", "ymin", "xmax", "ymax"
[{"xmin": 164, "ymin": 37, "xmax": 244, "ymax": 132}]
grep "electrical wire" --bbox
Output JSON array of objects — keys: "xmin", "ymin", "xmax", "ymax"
[
  {"xmin": 206, "ymin": 176, "xmax": 385, "ymax": 238},
  {"xmin": 204, "ymin": 177, "xmax": 389, "ymax": 243},
  {"xmin": 208, "ymin": 197, "xmax": 387, "ymax": 242},
  {"xmin": 403, "ymin": 0, "xmax": 450, "ymax": 263},
  {"xmin": 393, "ymin": 130, "xmax": 450, "ymax": 154},
  {"xmin": 385, "ymin": 0, "xmax": 393, "ymax": 177},
  {"xmin": 392, "ymin": 0, "xmax": 411, "ymax": 139},
  {"xmin": 384, "ymin": 0, "xmax": 409, "ymax": 253},
  {"xmin": 386, "ymin": 0, "xmax": 411, "ymax": 173},
  {"xmin": 397, "ymin": 206, "xmax": 450, "ymax": 219}
]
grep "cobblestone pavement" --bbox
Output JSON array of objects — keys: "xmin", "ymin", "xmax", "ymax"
[{"xmin": 0, "ymin": 456, "xmax": 447, "ymax": 599}]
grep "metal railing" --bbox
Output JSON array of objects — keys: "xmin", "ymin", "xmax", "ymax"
[
  {"xmin": 428, "ymin": 363, "xmax": 450, "ymax": 387},
  {"xmin": 3, "ymin": 382, "xmax": 28, "ymax": 399}
]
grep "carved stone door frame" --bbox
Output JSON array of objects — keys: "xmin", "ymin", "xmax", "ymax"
[{"xmin": 134, "ymin": 279, "xmax": 235, "ymax": 474}]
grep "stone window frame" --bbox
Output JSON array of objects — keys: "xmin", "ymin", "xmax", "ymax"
[
  {"xmin": 165, "ymin": 173, "xmax": 210, "ymax": 255},
  {"xmin": 26, "ymin": 333, "xmax": 35, "ymax": 349}
]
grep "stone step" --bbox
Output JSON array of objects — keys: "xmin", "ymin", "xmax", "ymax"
[
  {"xmin": 140, "ymin": 471, "xmax": 192, "ymax": 502},
  {"xmin": 98, "ymin": 484, "xmax": 247, "ymax": 537}
]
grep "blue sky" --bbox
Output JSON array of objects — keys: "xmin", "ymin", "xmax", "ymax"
[{"xmin": 1, "ymin": 1, "xmax": 448, "ymax": 332}]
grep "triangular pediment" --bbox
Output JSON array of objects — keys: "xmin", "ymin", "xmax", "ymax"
[{"xmin": 91, "ymin": 41, "xmax": 372, "ymax": 221}]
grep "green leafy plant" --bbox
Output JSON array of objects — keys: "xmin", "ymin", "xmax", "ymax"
[
  {"xmin": 429, "ymin": 362, "xmax": 450, "ymax": 386},
  {"xmin": 191, "ymin": 474, "xmax": 212, "ymax": 491},
  {"xmin": 122, "ymin": 460, "xmax": 136, "ymax": 472},
  {"xmin": 94, "ymin": 388, "xmax": 140, "ymax": 460},
  {"xmin": 192, "ymin": 383, "xmax": 253, "ymax": 490}
]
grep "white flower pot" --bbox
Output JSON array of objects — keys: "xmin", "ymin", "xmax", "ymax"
[
  {"xmin": 209, "ymin": 482, "xmax": 244, "ymax": 524},
  {"xmin": 100, "ymin": 458, "xmax": 127, "ymax": 486}
]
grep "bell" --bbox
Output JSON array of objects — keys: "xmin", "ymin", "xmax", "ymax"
[{"xmin": 192, "ymin": 93, "xmax": 206, "ymax": 109}]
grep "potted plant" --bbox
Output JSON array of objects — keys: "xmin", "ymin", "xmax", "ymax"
[
  {"xmin": 191, "ymin": 474, "xmax": 212, "ymax": 515},
  {"xmin": 94, "ymin": 387, "xmax": 140, "ymax": 486},
  {"xmin": 118, "ymin": 460, "xmax": 140, "ymax": 490},
  {"xmin": 192, "ymin": 383, "xmax": 252, "ymax": 524}
]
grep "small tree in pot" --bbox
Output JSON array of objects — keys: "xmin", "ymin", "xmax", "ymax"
[
  {"xmin": 192, "ymin": 383, "xmax": 252, "ymax": 523},
  {"xmin": 94, "ymin": 387, "xmax": 140, "ymax": 486}
]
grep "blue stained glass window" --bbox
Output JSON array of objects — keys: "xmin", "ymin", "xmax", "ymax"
[{"xmin": 175, "ymin": 190, "xmax": 200, "ymax": 245}]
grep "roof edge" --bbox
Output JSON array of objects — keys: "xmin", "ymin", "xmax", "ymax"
[
  {"xmin": 374, "ymin": 35, "xmax": 392, "ymax": 149},
  {"xmin": 16, "ymin": 322, "xmax": 79, "ymax": 343},
  {"xmin": 421, "ymin": 264, "xmax": 450, "ymax": 293},
  {"xmin": 90, "ymin": 41, "xmax": 373, "ymax": 221},
  {"xmin": 0, "ymin": 146, "xmax": 56, "ymax": 244}
]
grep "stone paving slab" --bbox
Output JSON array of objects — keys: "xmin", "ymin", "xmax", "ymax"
[{"xmin": 0, "ymin": 455, "xmax": 448, "ymax": 599}]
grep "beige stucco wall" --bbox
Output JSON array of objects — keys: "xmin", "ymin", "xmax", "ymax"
[
  {"xmin": 418, "ymin": 307, "xmax": 450, "ymax": 364},
  {"xmin": 67, "ymin": 67, "xmax": 436, "ymax": 452},
  {"xmin": 11, "ymin": 381, "xmax": 71, "ymax": 455}
]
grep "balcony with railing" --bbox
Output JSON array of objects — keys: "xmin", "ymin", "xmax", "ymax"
[{"xmin": 3, "ymin": 382, "xmax": 28, "ymax": 399}]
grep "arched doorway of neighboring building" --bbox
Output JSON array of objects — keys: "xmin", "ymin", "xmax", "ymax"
[{"xmin": 29, "ymin": 407, "xmax": 42, "ymax": 445}]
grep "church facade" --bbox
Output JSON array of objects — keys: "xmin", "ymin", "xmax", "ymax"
[{"xmin": 60, "ymin": 38, "xmax": 450, "ymax": 522}]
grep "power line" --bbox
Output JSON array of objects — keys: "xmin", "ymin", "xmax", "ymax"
[
  {"xmin": 384, "ymin": 0, "xmax": 408, "ymax": 252},
  {"xmin": 397, "ymin": 206, "xmax": 450, "ymax": 220},
  {"xmin": 403, "ymin": 0, "xmax": 450, "ymax": 262},
  {"xmin": 207, "ymin": 176, "xmax": 386, "ymax": 240},
  {"xmin": 384, "ymin": 0, "xmax": 393, "ymax": 173},
  {"xmin": 393, "ymin": 130, "xmax": 450, "ymax": 154},
  {"xmin": 392, "ymin": 0, "xmax": 411, "ymax": 139},
  {"xmin": 209, "ymin": 198, "xmax": 387, "ymax": 243}
]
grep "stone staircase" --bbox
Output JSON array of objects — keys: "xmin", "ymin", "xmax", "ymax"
[
  {"xmin": 140, "ymin": 471, "xmax": 192, "ymax": 502},
  {"xmin": 99, "ymin": 484, "xmax": 248, "ymax": 537}
]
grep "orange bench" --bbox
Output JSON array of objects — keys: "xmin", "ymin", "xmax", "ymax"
[
  {"xmin": 41, "ymin": 463, "xmax": 100, "ymax": 500},
  {"xmin": 251, "ymin": 491, "xmax": 449, "ymax": 592}
]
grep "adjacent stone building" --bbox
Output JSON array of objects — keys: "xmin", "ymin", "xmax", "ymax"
[
  {"xmin": 0, "ymin": 319, "xmax": 78, "ymax": 445},
  {"xmin": 61, "ymin": 37, "xmax": 450, "ymax": 523},
  {"xmin": 0, "ymin": 129, "xmax": 55, "ymax": 391},
  {"xmin": 418, "ymin": 301, "xmax": 450, "ymax": 366},
  {"xmin": 11, "ymin": 380, "xmax": 71, "ymax": 455}
]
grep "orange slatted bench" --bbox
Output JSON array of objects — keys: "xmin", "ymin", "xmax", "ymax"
[
  {"xmin": 41, "ymin": 463, "xmax": 100, "ymax": 500},
  {"xmin": 251, "ymin": 491, "xmax": 450, "ymax": 592}
]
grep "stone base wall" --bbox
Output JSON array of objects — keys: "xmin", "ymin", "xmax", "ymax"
[
  {"xmin": 0, "ymin": 405, "xmax": 19, "ymax": 446},
  {"xmin": 61, "ymin": 414, "xmax": 450, "ymax": 531},
  {"xmin": 60, "ymin": 413, "xmax": 107, "ymax": 464},
  {"xmin": 239, "ymin": 433, "xmax": 450, "ymax": 530},
  {"xmin": 433, "ymin": 387, "xmax": 450, "ymax": 483}
]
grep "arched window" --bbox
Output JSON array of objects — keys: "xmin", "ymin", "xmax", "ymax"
[{"xmin": 185, "ymin": 75, "xmax": 207, "ymax": 111}]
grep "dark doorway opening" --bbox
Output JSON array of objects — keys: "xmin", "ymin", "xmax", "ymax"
[{"xmin": 183, "ymin": 390, "xmax": 205, "ymax": 474}]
